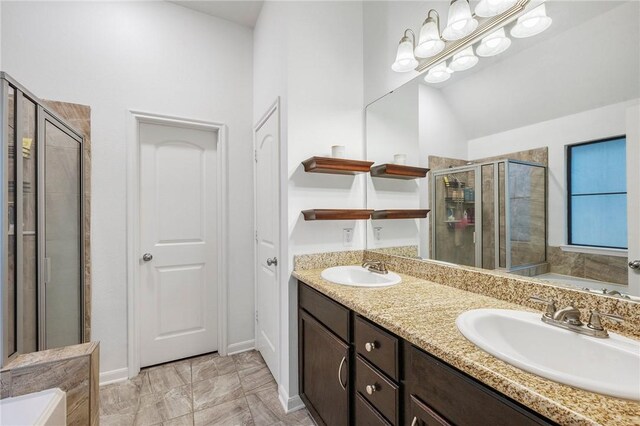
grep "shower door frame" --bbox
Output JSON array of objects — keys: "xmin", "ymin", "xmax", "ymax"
[
  {"xmin": 1, "ymin": 72, "xmax": 85, "ymax": 365},
  {"xmin": 430, "ymin": 159, "xmax": 547, "ymax": 271},
  {"xmin": 37, "ymin": 108, "xmax": 84, "ymax": 350},
  {"xmin": 430, "ymin": 165, "xmax": 483, "ymax": 268}
]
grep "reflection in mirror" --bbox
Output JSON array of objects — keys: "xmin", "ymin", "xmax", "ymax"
[{"xmin": 365, "ymin": 1, "xmax": 640, "ymax": 298}]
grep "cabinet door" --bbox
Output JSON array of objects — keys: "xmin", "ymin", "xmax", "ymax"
[{"xmin": 299, "ymin": 309, "xmax": 349, "ymax": 426}]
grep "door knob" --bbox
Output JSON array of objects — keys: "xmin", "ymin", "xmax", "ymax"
[
  {"xmin": 629, "ymin": 260, "xmax": 640, "ymax": 270},
  {"xmin": 142, "ymin": 253, "xmax": 153, "ymax": 262},
  {"xmin": 266, "ymin": 257, "xmax": 278, "ymax": 266}
]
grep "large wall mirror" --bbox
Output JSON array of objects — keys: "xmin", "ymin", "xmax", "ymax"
[{"xmin": 365, "ymin": 1, "xmax": 640, "ymax": 298}]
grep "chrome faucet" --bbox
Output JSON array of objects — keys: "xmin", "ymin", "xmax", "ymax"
[
  {"xmin": 529, "ymin": 295, "xmax": 624, "ymax": 338},
  {"xmin": 362, "ymin": 261, "xmax": 388, "ymax": 275}
]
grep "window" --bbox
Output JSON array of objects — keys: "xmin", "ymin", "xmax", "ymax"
[{"xmin": 567, "ymin": 136, "xmax": 627, "ymax": 249}]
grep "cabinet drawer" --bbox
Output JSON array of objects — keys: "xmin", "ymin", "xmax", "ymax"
[
  {"xmin": 356, "ymin": 392, "xmax": 392, "ymax": 426},
  {"xmin": 299, "ymin": 282, "xmax": 350, "ymax": 342},
  {"xmin": 408, "ymin": 395, "xmax": 451, "ymax": 426},
  {"xmin": 408, "ymin": 347, "xmax": 553, "ymax": 426},
  {"xmin": 355, "ymin": 315, "xmax": 399, "ymax": 380},
  {"xmin": 356, "ymin": 356, "xmax": 399, "ymax": 425}
]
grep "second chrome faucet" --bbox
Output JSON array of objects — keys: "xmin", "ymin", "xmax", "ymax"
[{"xmin": 529, "ymin": 295, "xmax": 624, "ymax": 338}]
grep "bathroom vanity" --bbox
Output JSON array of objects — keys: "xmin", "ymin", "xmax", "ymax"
[
  {"xmin": 298, "ymin": 281, "xmax": 552, "ymax": 426},
  {"xmin": 294, "ymin": 257, "xmax": 640, "ymax": 426}
]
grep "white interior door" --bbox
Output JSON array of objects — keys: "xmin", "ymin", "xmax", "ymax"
[
  {"xmin": 626, "ymin": 104, "xmax": 640, "ymax": 295},
  {"xmin": 254, "ymin": 105, "xmax": 280, "ymax": 379},
  {"xmin": 139, "ymin": 122, "xmax": 218, "ymax": 367}
]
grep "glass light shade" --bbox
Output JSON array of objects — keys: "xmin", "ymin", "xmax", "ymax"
[
  {"xmin": 415, "ymin": 19, "xmax": 445, "ymax": 58},
  {"xmin": 449, "ymin": 46, "xmax": 478, "ymax": 72},
  {"xmin": 424, "ymin": 62, "xmax": 452, "ymax": 84},
  {"xmin": 511, "ymin": 4, "xmax": 552, "ymax": 38},
  {"xmin": 391, "ymin": 37, "xmax": 419, "ymax": 72},
  {"xmin": 475, "ymin": 0, "xmax": 518, "ymax": 18},
  {"xmin": 442, "ymin": 0, "xmax": 478, "ymax": 41},
  {"xmin": 476, "ymin": 28, "xmax": 511, "ymax": 57}
]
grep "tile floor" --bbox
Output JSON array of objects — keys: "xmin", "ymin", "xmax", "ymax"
[{"xmin": 100, "ymin": 350, "xmax": 314, "ymax": 426}]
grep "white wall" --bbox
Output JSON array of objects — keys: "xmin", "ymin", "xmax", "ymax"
[
  {"xmin": 366, "ymin": 80, "xmax": 420, "ymax": 250},
  {"xmin": 1, "ymin": 1, "xmax": 254, "ymax": 379},
  {"xmin": 254, "ymin": 0, "xmax": 364, "ymax": 409},
  {"xmin": 468, "ymin": 100, "xmax": 638, "ymax": 247}
]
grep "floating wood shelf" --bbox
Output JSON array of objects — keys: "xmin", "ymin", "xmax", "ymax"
[
  {"xmin": 302, "ymin": 209, "xmax": 374, "ymax": 221},
  {"xmin": 370, "ymin": 164, "xmax": 429, "ymax": 180},
  {"xmin": 302, "ymin": 156, "xmax": 374, "ymax": 175},
  {"xmin": 371, "ymin": 209, "xmax": 430, "ymax": 220}
]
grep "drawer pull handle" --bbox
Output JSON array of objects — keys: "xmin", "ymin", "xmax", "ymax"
[
  {"xmin": 365, "ymin": 383, "xmax": 379, "ymax": 395},
  {"xmin": 365, "ymin": 341, "xmax": 378, "ymax": 352},
  {"xmin": 411, "ymin": 417, "xmax": 418, "ymax": 426},
  {"xmin": 338, "ymin": 356, "xmax": 347, "ymax": 391}
]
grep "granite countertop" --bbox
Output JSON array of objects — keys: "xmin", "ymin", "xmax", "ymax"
[{"xmin": 293, "ymin": 268, "xmax": 640, "ymax": 426}]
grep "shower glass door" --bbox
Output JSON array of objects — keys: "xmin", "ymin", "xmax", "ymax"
[
  {"xmin": 40, "ymin": 111, "xmax": 83, "ymax": 349},
  {"xmin": 433, "ymin": 168, "xmax": 479, "ymax": 267}
]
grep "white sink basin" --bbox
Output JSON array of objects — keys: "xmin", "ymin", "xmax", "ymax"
[
  {"xmin": 456, "ymin": 309, "xmax": 640, "ymax": 401},
  {"xmin": 321, "ymin": 266, "xmax": 401, "ymax": 287}
]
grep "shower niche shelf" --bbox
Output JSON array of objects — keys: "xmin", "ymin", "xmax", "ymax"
[
  {"xmin": 302, "ymin": 209, "xmax": 374, "ymax": 221},
  {"xmin": 371, "ymin": 209, "xmax": 430, "ymax": 220},
  {"xmin": 370, "ymin": 164, "xmax": 429, "ymax": 180},
  {"xmin": 302, "ymin": 156, "xmax": 374, "ymax": 175}
]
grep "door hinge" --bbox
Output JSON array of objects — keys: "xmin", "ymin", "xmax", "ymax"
[
  {"xmin": 254, "ymin": 149, "xmax": 258, "ymax": 162},
  {"xmin": 255, "ymin": 311, "xmax": 259, "ymax": 323},
  {"xmin": 255, "ymin": 230, "xmax": 258, "ymax": 241}
]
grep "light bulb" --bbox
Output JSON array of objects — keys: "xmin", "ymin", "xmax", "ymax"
[
  {"xmin": 415, "ymin": 11, "xmax": 445, "ymax": 58},
  {"xmin": 475, "ymin": 0, "xmax": 518, "ymax": 18},
  {"xmin": 450, "ymin": 46, "xmax": 478, "ymax": 72},
  {"xmin": 476, "ymin": 28, "xmax": 511, "ymax": 57},
  {"xmin": 442, "ymin": 0, "xmax": 478, "ymax": 41},
  {"xmin": 424, "ymin": 62, "xmax": 453, "ymax": 84},
  {"xmin": 511, "ymin": 4, "xmax": 552, "ymax": 38},
  {"xmin": 391, "ymin": 33, "xmax": 418, "ymax": 72}
]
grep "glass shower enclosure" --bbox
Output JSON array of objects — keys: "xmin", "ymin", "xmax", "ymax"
[
  {"xmin": 1, "ymin": 73, "xmax": 84, "ymax": 364},
  {"xmin": 431, "ymin": 160, "xmax": 547, "ymax": 272}
]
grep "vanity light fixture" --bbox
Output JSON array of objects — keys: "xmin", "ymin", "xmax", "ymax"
[
  {"xmin": 391, "ymin": 0, "xmax": 552, "ymax": 84},
  {"xmin": 442, "ymin": 0, "xmax": 478, "ymax": 41},
  {"xmin": 510, "ymin": 3, "xmax": 552, "ymax": 38},
  {"xmin": 476, "ymin": 28, "xmax": 511, "ymax": 57},
  {"xmin": 391, "ymin": 29, "xmax": 419, "ymax": 72},
  {"xmin": 423, "ymin": 62, "xmax": 453, "ymax": 84},
  {"xmin": 415, "ymin": 10, "xmax": 445, "ymax": 58},
  {"xmin": 475, "ymin": 0, "xmax": 518, "ymax": 18},
  {"xmin": 449, "ymin": 46, "xmax": 479, "ymax": 72}
]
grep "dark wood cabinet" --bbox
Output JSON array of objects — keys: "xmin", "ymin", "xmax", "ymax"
[
  {"xmin": 298, "ymin": 281, "xmax": 554, "ymax": 426},
  {"xmin": 298, "ymin": 309, "xmax": 350, "ymax": 426}
]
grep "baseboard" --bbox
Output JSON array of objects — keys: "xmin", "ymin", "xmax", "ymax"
[
  {"xmin": 227, "ymin": 339, "xmax": 255, "ymax": 355},
  {"xmin": 99, "ymin": 367, "xmax": 129, "ymax": 386},
  {"xmin": 278, "ymin": 385, "xmax": 306, "ymax": 413}
]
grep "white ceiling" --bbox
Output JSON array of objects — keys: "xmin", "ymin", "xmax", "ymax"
[{"xmin": 169, "ymin": 1, "xmax": 264, "ymax": 28}]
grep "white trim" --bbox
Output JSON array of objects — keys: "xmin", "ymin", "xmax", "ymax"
[
  {"xmin": 227, "ymin": 339, "xmax": 256, "ymax": 355},
  {"xmin": 126, "ymin": 110, "xmax": 229, "ymax": 379},
  {"xmin": 278, "ymin": 384, "xmax": 306, "ymax": 413},
  {"xmin": 253, "ymin": 98, "xmax": 282, "ymax": 382},
  {"xmin": 560, "ymin": 245, "xmax": 627, "ymax": 257},
  {"xmin": 99, "ymin": 368, "xmax": 129, "ymax": 386}
]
